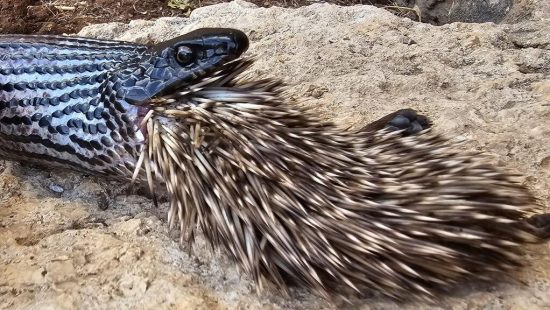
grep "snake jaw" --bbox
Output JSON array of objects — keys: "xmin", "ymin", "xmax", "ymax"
[
  {"xmin": 143, "ymin": 58, "xmax": 284, "ymax": 110},
  {"xmin": 129, "ymin": 56, "xmax": 286, "ymax": 213}
]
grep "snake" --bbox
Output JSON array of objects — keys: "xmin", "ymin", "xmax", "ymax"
[{"xmin": 0, "ymin": 28, "xmax": 248, "ymax": 179}]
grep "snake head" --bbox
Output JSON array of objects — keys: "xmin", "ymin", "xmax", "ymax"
[{"xmin": 119, "ymin": 28, "xmax": 249, "ymax": 105}]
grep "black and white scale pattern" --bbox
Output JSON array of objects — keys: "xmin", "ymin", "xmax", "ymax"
[
  {"xmin": 0, "ymin": 29, "xmax": 248, "ymax": 179},
  {"xmin": 0, "ymin": 35, "xmax": 148, "ymax": 177}
]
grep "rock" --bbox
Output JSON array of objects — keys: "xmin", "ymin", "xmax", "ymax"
[
  {"xmin": 383, "ymin": 0, "xmax": 550, "ymax": 25},
  {"xmin": 2, "ymin": 1, "xmax": 550, "ymax": 309},
  {"xmin": 418, "ymin": 0, "xmax": 514, "ymax": 24},
  {"xmin": 118, "ymin": 273, "xmax": 148, "ymax": 297}
]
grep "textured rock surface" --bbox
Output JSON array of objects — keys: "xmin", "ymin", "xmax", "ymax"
[
  {"xmin": 392, "ymin": 0, "xmax": 515, "ymax": 24},
  {"xmin": 1, "ymin": 1, "xmax": 550, "ymax": 309}
]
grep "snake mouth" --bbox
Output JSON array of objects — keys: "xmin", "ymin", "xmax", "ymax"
[
  {"xmin": 128, "ymin": 31, "xmax": 252, "ymax": 136},
  {"xmin": 146, "ymin": 58, "xmax": 258, "ymax": 108},
  {"xmin": 131, "ymin": 56, "xmax": 284, "ymax": 209},
  {"xmin": 132, "ymin": 58, "xmax": 261, "ymax": 144}
]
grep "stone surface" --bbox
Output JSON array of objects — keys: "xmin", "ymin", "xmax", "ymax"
[
  {"xmin": 377, "ymin": 0, "xmax": 550, "ymax": 25},
  {"xmin": 392, "ymin": 0, "xmax": 514, "ymax": 24},
  {"xmin": 1, "ymin": 1, "xmax": 550, "ymax": 309}
]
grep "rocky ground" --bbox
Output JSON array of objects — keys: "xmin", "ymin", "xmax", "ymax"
[{"xmin": 1, "ymin": 1, "xmax": 550, "ymax": 309}]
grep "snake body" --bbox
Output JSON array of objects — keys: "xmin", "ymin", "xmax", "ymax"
[{"xmin": 0, "ymin": 28, "xmax": 248, "ymax": 177}]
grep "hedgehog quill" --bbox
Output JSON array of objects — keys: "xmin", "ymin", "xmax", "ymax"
[
  {"xmin": 137, "ymin": 58, "xmax": 550, "ymax": 300},
  {"xmin": 0, "ymin": 29, "xmax": 548, "ymax": 301}
]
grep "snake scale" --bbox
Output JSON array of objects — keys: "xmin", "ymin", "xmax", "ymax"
[{"xmin": 0, "ymin": 28, "xmax": 248, "ymax": 178}]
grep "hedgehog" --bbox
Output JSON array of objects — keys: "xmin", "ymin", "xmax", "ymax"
[{"xmin": 137, "ymin": 57, "xmax": 550, "ymax": 301}]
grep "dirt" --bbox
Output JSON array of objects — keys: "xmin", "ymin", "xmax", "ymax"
[
  {"xmin": 0, "ymin": 0, "xmax": 537, "ymax": 35},
  {"xmin": 0, "ymin": 0, "xmax": 181, "ymax": 34},
  {"xmin": 0, "ymin": 0, "xmax": 390, "ymax": 35},
  {"xmin": 2, "ymin": 0, "xmax": 397, "ymax": 35}
]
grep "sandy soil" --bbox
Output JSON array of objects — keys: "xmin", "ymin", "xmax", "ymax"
[{"xmin": 1, "ymin": 1, "xmax": 550, "ymax": 309}]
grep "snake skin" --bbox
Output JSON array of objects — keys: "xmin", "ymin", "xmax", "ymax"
[{"xmin": 0, "ymin": 28, "xmax": 248, "ymax": 179}]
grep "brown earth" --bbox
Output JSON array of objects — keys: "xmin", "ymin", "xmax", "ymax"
[
  {"xmin": 0, "ymin": 0, "xmax": 182, "ymax": 34},
  {"xmin": 0, "ymin": 0, "xmax": 533, "ymax": 35},
  {"xmin": 0, "ymin": 0, "xmax": 395, "ymax": 35}
]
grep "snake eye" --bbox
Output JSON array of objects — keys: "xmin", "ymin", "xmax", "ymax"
[{"xmin": 175, "ymin": 46, "xmax": 194, "ymax": 65}]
